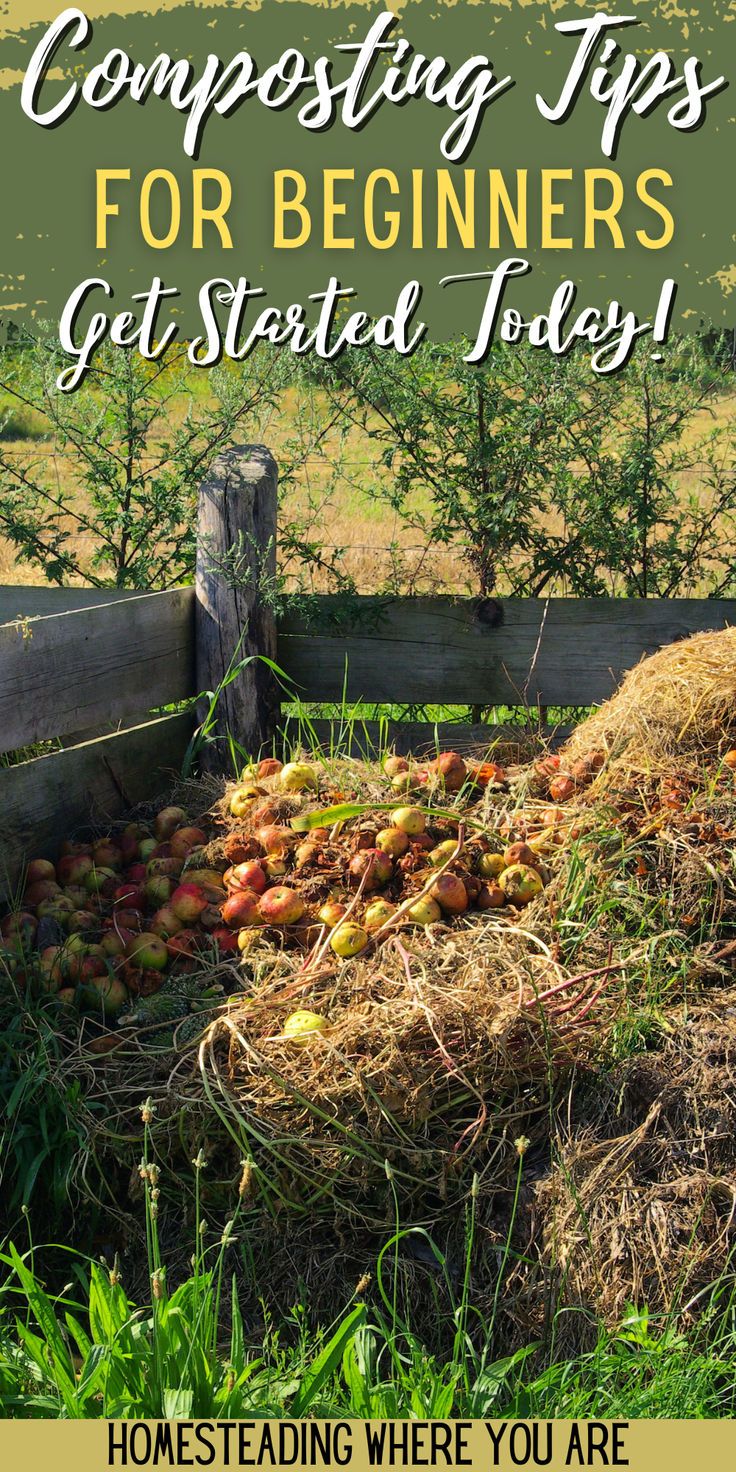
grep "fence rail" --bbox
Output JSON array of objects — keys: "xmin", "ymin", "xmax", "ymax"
[{"xmin": 0, "ymin": 442, "xmax": 733, "ymax": 891}]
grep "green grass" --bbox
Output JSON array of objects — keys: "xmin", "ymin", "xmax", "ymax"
[{"xmin": 1, "ymin": 1219, "xmax": 735, "ymax": 1419}]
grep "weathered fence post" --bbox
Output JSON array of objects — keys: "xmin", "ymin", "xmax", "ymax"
[{"xmin": 195, "ymin": 445, "xmax": 279, "ymax": 772}]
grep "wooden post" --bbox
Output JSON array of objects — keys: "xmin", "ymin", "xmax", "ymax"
[{"xmin": 195, "ymin": 444, "xmax": 279, "ymax": 772}]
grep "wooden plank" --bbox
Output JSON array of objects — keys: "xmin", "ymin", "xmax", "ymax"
[
  {"xmin": 277, "ymin": 597, "xmax": 736, "ymax": 707},
  {"xmin": 281, "ymin": 718, "xmax": 570, "ymax": 760},
  {"xmin": 0, "ymin": 586, "xmax": 141, "ymax": 623},
  {"xmin": 0, "ymin": 588, "xmax": 195, "ymax": 753},
  {"xmin": 0, "ymin": 712, "xmax": 194, "ymax": 896}
]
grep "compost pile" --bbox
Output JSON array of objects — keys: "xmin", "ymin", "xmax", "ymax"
[{"xmin": 2, "ymin": 628, "xmax": 736, "ymax": 1336}]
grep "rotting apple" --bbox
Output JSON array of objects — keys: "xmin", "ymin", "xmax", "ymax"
[
  {"xmin": 230, "ymin": 787, "xmax": 260, "ymax": 819},
  {"xmin": 392, "ymin": 807, "xmax": 426, "ymax": 836},
  {"xmin": 429, "ymin": 873, "xmax": 468, "ymax": 914},
  {"xmin": 167, "ymin": 929, "xmax": 199, "ymax": 959},
  {"xmin": 154, "ymin": 806, "xmax": 187, "ymax": 840},
  {"xmin": 549, "ymin": 775, "xmax": 576, "ymax": 802},
  {"xmin": 406, "ymin": 896, "xmax": 442, "ymax": 926},
  {"xmin": 330, "ymin": 922, "xmax": 369, "ymax": 958},
  {"xmin": 426, "ymin": 751, "xmax": 467, "ymax": 792},
  {"xmin": 504, "ymin": 842, "xmax": 541, "ymax": 870},
  {"xmin": 124, "ymin": 931, "xmax": 169, "ymax": 970},
  {"xmin": 476, "ymin": 882, "xmax": 506, "ymax": 910},
  {"xmin": 375, "ymin": 827, "xmax": 410, "ymax": 858},
  {"xmin": 221, "ymin": 891, "xmax": 263, "ymax": 929},
  {"xmin": 499, "ymin": 864, "xmax": 544, "ymax": 906},
  {"xmin": 257, "ymin": 757, "xmax": 283, "ymax": 778},
  {"xmin": 477, "ymin": 852, "xmax": 506, "ymax": 879},
  {"xmin": 222, "ymin": 833, "xmax": 262, "ymax": 865},
  {"xmin": 348, "ymin": 849, "xmax": 393, "ymax": 890},
  {"xmin": 279, "ymin": 761, "xmax": 318, "ymax": 792},
  {"xmin": 258, "ymin": 886, "xmax": 306, "ymax": 926},
  {"xmin": 363, "ymin": 899, "xmax": 396, "ymax": 931},
  {"xmin": 256, "ymin": 824, "xmax": 294, "ymax": 855}
]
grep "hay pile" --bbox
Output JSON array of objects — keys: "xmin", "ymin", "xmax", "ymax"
[
  {"xmin": 46, "ymin": 626, "xmax": 736, "ymax": 1345},
  {"xmin": 563, "ymin": 626, "xmax": 736, "ymax": 780},
  {"xmin": 520, "ymin": 989, "xmax": 736, "ymax": 1348},
  {"xmin": 198, "ymin": 924, "xmax": 613, "ymax": 1227}
]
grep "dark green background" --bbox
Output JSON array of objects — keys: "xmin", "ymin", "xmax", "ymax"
[{"xmin": 0, "ymin": 0, "xmax": 733, "ymax": 338}]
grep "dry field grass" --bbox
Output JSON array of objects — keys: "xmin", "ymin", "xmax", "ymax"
[{"xmin": 0, "ymin": 377, "xmax": 734, "ymax": 595}]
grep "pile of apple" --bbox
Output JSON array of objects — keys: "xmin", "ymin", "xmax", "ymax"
[
  {"xmin": 0, "ymin": 747, "xmax": 566, "ymax": 1024},
  {"xmin": 221, "ymin": 754, "xmax": 550, "ymax": 965},
  {"xmin": 0, "ymin": 804, "xmax": 236, "ymax": 1019}
]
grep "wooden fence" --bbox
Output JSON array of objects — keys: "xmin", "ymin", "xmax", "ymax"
[{"xmin": 1, "ymin": 442, "xmax": 734, "ymax": 892}]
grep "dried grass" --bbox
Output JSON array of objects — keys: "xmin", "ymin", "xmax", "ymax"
[
  {"xmin": 195, "ymin": 919, "xmax": 618, "ymax": 1227},
  {"xmin": 510, "ymin": 991, "xmax": 736, "ymax": 1350},
  {"xmin": 563, "ymin": 627, "xmax": 736, "ymax": 781}
]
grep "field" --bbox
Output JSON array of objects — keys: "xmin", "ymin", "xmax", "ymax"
[{"xmin": 1, "ymin": 348, "xmax": 736, "ymax": 1421}]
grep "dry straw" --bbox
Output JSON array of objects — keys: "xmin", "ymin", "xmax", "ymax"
[{"xmin": 564, "ymin": 625, "xmax": 736, "ymax": 779}]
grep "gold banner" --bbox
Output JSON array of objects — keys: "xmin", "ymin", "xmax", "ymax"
[{"xmin": 0, "ymin": 1420, "xmax": 734, "ymax": 1471}]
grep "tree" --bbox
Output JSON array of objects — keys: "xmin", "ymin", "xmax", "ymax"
[
  {"xmin": 0, "ymin": 328, "xmax": 355, "ymax": 593},
  {"xmin": 318, "ymin": 337, "xmax": 736, "ymax": 599}
]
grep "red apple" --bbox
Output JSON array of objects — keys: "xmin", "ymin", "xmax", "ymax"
[
  {"xmin": 170, "ymin": 882, "xmax": 209, "ymax": 923},
  {"xmin": 93, "ymin": 839, "xmax": 122, "ymax": 870},
  {"xmin": 24, "ymin": 879, "xmax": 62, "ymax": 906},
  {"xmin": 348, "ymin": 849, "xmax": 393, "ymax": 890},
  {"xmin": 430, "ymin": 874, "xmax": 468, "ymax": 914},
  {"xmin": 220, "ymin": 891, "xmax": 263, "ymax": 929},
  {"xmin": 210, "ymin": 926, "xmax": 239, "ymax": 955},
  {"xmin": 112, "ymin": 908, "xmax": 143, "ymax": 931},
  {"xmin": 26, "ymin": 858, "xmax": 57, "ymax": 886},
  {"xmin": 169, "ymin": 826, "xmax": 207, "ymax": 858},
  {"xmin": 114, "ymin": 882, "xmax": 145, "ymax": 909},
  {"xmin": 166, "ymin": 928, "xmax": 199, "ymax": 959},
  {"xmin": 57, "ymin": 853, "xmax": 94, "ymax": 886},
  {"xmin": 257, "ymin": 757, "xmax": 283, "ymax": 778},
  {"xmin": 258, "ymin": 886, "xmax": 305, "ymax": 926},
  {"xmin": 225, "ymin": 861, "xmax": 267, "ymax": 895}
]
